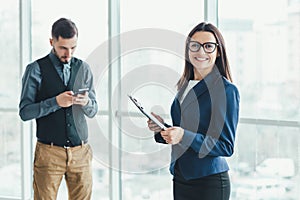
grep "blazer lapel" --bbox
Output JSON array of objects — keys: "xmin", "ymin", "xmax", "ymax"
[
  {"xmin": 180, "ymin": 66, "xmax": 222, "ymax": 113},
  {"xmin": 171, "ymin": 94, "xmax": 182, "ymax": 125}
]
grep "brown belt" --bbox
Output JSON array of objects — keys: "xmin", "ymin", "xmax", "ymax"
[{"xmin": 37, "ymin": 139, "xmax": 87, "ymax": 148}]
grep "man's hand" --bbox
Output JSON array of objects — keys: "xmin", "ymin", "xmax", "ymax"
[
  {"xmin": 56, "ymin": 91, "xmax": 74, "ymax": 107},
  {"xmin": 73, "ymin": 92, "xmax": 89, "ymax": 106}
]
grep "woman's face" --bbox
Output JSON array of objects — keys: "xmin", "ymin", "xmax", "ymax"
[{"xmin": 188, "ymin": 31, "xmax": 218, "ymax": 79}]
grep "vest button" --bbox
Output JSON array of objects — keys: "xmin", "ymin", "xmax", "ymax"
[{"xmin": 67, "ymin": 124, "xmax": 71, "ymax": 127}]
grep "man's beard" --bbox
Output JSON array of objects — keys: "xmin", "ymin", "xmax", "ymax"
[{"xmin": 53, "ymin": 47, "xmax": 69, "ymax": 64}]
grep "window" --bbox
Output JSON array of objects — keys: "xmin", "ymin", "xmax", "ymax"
[
  {"xmin": 219, "ymin": 0, "xmax": 300, "ymax": 199},
  {"xmin": 119, "ymin": 0, "xmax": 204, "ymax": 199},
  {"xmin": 0, "ymin": 0, "xmax": 21, "ymax": 198},
  {"xmin": 2, "ymin": 0, "xmax": 299, "ymax": 199}
]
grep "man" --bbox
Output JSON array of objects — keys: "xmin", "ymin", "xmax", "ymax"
[{"xmin": 19, "ymin": 18, "xmax": 98, "ymax": 200}]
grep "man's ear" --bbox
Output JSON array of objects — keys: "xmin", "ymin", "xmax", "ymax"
[{"xmin": 49, "ymin": 38, "xmax": 53, "ymax": 46}]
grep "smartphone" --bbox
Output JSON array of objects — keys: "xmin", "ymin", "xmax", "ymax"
[{"xmin": 73, "ymin": 88, "xmax": 89, "ymax": 96}]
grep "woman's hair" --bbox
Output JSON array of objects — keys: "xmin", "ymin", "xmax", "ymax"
[
  {"xmin": 177, "ymin": 22, "xmax": 232, "ymax": 91},
  {"xmin": 51, "ymin": 18, "xmax": 78, "ymax": 40}
]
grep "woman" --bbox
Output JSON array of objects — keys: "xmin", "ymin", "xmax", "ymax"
[{"xmin": 148, "ymin": 22, "xmax": 240, "ymax": 200}]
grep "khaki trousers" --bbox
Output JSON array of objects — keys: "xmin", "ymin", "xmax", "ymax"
[{"xmin": 33, "ymin": 141, "xmax": 93, "ymax": 200}]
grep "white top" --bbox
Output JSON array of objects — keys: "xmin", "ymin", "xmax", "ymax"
[{"xmin": 180, "ymin": 80, "xmax": 199, "ymax": 104}]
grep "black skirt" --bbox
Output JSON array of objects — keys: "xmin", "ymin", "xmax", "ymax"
[{"xmin": 173, "ymin": 164, "xmax": 230, "ymax": 200}]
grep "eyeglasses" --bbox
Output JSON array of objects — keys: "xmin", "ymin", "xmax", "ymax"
[{"xmin": 188, "ymin": 41, "xmax": 218, "ymax": 53}]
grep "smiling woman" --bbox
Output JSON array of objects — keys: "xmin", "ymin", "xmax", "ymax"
[
  {"xmin": 188, "ymin": 31, "xmax": 219, "ymax": 80},
  {"xmin": 146, "ymin": 22, "xmax": 239, "ymax": 200}
]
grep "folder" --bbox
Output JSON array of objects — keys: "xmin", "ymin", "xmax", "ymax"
[{"xmin": 128, "ymin": 94, "xmax": 167, "ymax": 130}]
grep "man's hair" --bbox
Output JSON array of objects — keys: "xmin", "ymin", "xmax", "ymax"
[{"xmin": 51, "ymin": 18, "xmax": 78, "ymax": 39}]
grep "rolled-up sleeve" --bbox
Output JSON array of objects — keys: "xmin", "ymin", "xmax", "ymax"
[{"xmin": 19, "ymin": 62, "xmax": 61, "ymax": 121}]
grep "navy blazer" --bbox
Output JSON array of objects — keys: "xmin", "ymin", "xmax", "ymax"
[{"xmin": 155, "ymin": 66, "xmax": 240, "ymax": 180}]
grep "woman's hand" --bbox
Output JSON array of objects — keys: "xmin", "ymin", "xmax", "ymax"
[
  {"xmin": 147, "ymin": 112, "xmax": 164, "ymax": 132},
  {"xmin": 161, "ymin": 127, "xmax": 184, "ymax": 145}
]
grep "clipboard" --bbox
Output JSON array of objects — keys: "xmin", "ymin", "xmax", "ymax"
[{"xmin": 128, "ymin": 95, "xmax": 167, "ymax": 130}]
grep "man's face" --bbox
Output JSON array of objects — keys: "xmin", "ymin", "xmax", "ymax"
[{"xmin": 50, "ymin": 35, "xmax": 77, "ymax": 63}]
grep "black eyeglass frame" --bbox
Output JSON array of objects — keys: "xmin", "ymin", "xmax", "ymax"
[{"xmin": 188, "ymin": 41, "xmax": 219, "ymax": 53}]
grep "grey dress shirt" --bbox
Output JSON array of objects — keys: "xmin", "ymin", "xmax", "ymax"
[{"xmin": 19, "ymin": 51, "xmax": 98, "ymax": 121}]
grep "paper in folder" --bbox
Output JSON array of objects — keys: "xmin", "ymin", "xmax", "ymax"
[{"xmin": 128, "ymin": 94, "xmax": 167, "ymax": 130}]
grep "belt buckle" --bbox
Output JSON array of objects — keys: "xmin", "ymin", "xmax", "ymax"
[{"xmin": 63, "ymin": 145, "xmax": 71, "ymax": 149}]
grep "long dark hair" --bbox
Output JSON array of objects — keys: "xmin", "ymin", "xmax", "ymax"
[{"xmin": 177, "ymin": 22, "xmax": 232, "ymax": 91}]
